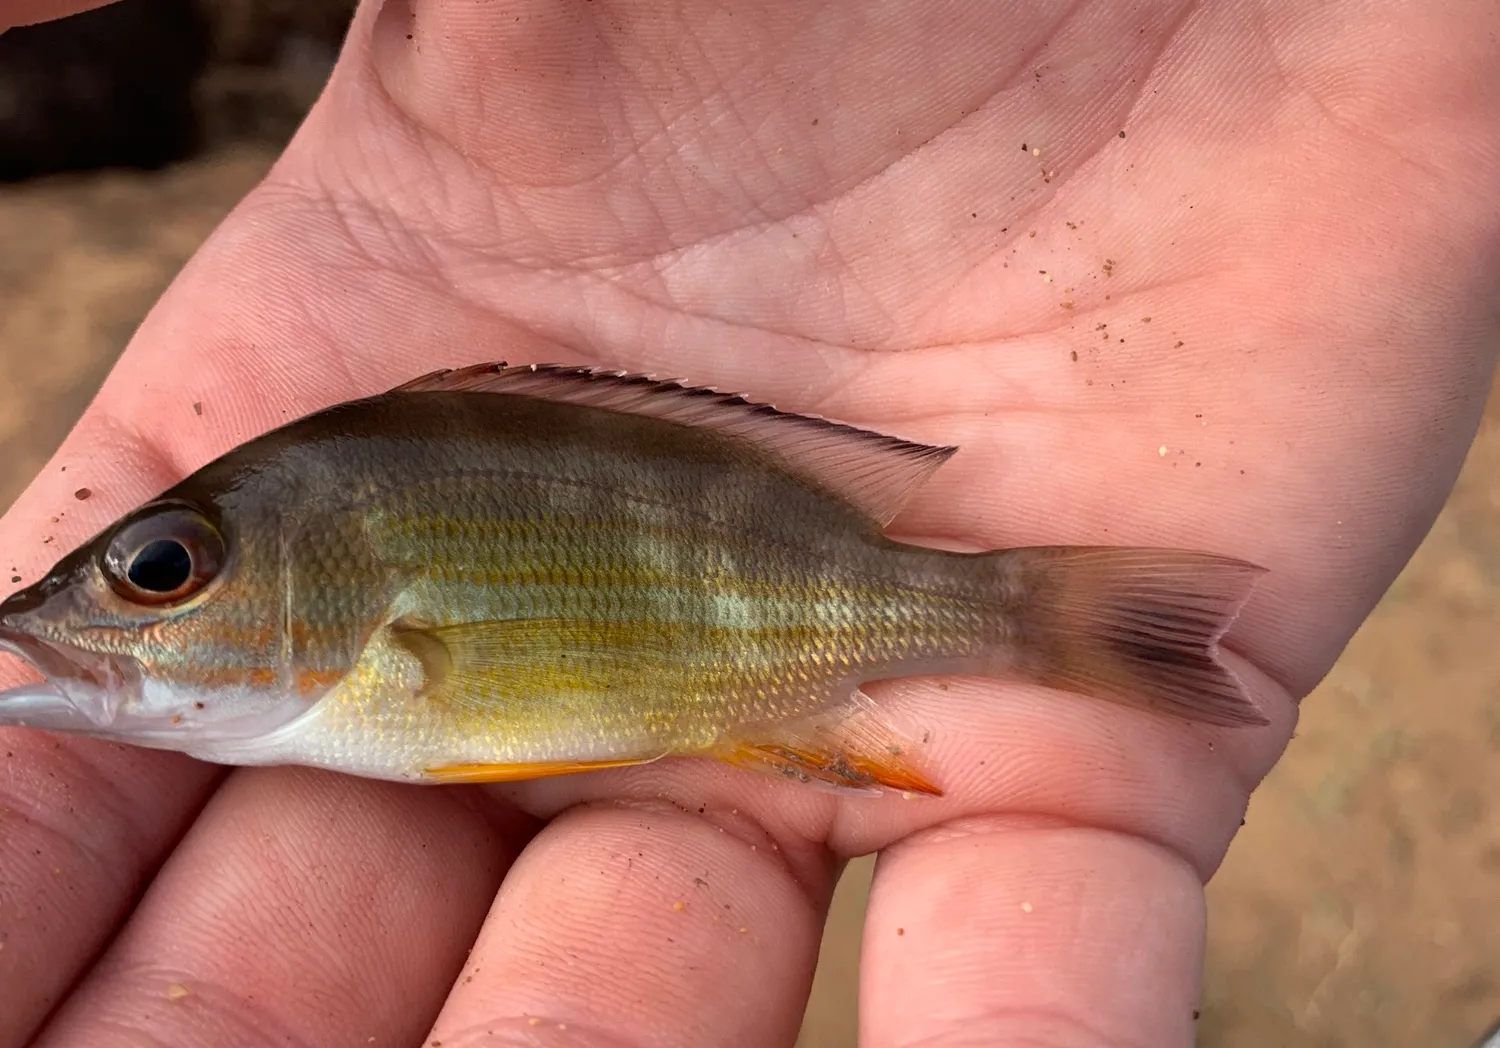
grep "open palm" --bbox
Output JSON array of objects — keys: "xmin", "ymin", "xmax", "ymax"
[{"xmin": 2, "ymin": 1, "xmax": 1497, "ymax": 1045}]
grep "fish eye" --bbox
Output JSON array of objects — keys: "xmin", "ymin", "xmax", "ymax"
[{"xmin": 102, "ymin": 504, "xmax": 225, "ymax": 606}]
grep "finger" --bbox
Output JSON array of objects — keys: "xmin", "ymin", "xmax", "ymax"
[
  {"xmin": 34, "ymin": 767, "xmax": 521, "ymax": 1048},
  {"xmin": 861, "ymin": 820, "xmax": 1206, "ymax": 1047},
  {"xmin": 426, "ymin": 802, "xmax": 832, "ymax": 1048},
  {"xmin": 839, "ymin": 657, "xmax": 1294, "ymax": 1048},
  {"xmin": 0, "ymin": 737, "xmax": 219, "ymax": 1047},
  {"xmin": 0, "ymin": 0, "xmax": 117, "ymax": 30}
]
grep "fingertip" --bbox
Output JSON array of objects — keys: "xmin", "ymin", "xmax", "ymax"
[
  {"xmin": 428, "ymin": 800, "xmax": 832, "ymax": 1048},
  {"xmin": 862, "ymin": 821, "xmax": 1207, "ymax": 1048}
]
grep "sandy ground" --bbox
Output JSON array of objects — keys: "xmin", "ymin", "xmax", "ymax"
[{"xmin": 1, "ymin": 146, "xmax": 1496, "ymax": 1048}]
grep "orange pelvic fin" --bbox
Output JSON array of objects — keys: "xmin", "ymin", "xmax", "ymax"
[
  {"xmin": 423, "ymin": 757, "xmax": 657, "ymax": 784},
  {"xmin": 718, "ymin": 697, "xmax": 943, "ymax": 797}
]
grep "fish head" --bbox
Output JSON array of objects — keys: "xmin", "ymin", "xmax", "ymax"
[{"xmin": 0, "ymin": 493, "xmax": 318, "ymax": 750}]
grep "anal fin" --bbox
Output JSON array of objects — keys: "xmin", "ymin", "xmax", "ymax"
[
  {"xmin": 716, "ymin": 693, "xmax": 943, "ymax": 797},
  {"xmin": 424, "ymin": 757, "xmax": 658, "ymax": 784},
  {"xmin": 722, "ymin": 741, "xmax": 943, "ymax": 797}
]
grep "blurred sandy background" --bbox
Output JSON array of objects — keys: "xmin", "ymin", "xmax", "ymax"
[{"xmin": 1, "ymin": 4, "xmax": 1496, "ymax": 1045}]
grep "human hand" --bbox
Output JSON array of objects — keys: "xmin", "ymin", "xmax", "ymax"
[{"xmin": 2, "ymin": 1, "xmax": 1496, "ymax": 1045}]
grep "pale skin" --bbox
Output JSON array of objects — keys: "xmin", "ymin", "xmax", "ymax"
[{"xmin": 1, "ymin": 0, "xmax": 1497, "ymax": 1045}]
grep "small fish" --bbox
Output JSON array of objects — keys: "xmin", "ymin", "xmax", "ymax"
[{"xmin": 0, "ymin": 363, "xmax": 1268, "ymax": 796}]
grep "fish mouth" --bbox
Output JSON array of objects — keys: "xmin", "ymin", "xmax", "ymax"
[
  {"xmin": 0, "ymin": 626, "xmax": 140, "ymax": 734},
  {"xmin": 0, "ymin": 625, "xmax": 312, "ymax": 751}
]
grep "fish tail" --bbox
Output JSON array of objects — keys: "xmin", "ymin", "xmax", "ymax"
[{"xmin": 987, "ymin": 547, "xmax": 1269, "ymax": 726}]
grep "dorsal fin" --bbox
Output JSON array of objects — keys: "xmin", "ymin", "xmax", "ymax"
[{"xmin": 389, "ymin": 362, "xmax": 957, "ymax": 526}]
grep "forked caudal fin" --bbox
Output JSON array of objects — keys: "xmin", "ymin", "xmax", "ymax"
[{"xmin": 1000, "ymin": 547, "xmax": 1269, "ymax": 727}]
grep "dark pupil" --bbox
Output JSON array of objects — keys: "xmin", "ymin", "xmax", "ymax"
[{"xmin": 127, "ymin": 539, "xmax": 193, "ymax": 593}]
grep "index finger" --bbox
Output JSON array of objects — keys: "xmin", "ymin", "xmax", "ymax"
[{"xmin": 422, "ymin": 789, "xmax": 837, "ymax": 1047}]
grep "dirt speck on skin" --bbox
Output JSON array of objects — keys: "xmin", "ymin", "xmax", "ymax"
[
  {"xmin": 72, "ymin": 487, "xmax": 90, "ymax": 500},
  {"xmin": 193, "ymin": 401, "xmax": 203, "ymax": 416}
]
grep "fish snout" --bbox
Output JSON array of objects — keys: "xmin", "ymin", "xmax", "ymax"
[{"xmin": 0, "ymin": 623, "xmax": 135, "ymax": 731}]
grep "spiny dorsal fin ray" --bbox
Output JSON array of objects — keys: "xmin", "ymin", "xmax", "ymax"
[{"xmin": 389, "ymin": 361, "xmax": 957, "ymax": 526}]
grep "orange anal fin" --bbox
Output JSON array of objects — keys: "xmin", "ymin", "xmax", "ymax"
[
  {"xmin": 720, "ymin": 741, "xmax": 943, "ymax": 798},
  {"xmin": 423, "ymin": 757, "xmax": 656, "ymax": 784}
]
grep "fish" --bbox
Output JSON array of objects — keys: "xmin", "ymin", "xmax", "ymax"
[{"xmin": 0, "ymin": 362, "xmax": 1269, "ymax": 797}]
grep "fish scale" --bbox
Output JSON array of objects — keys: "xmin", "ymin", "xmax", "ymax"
[{"xmin": 342, "ymin": 488, "xmax": 985, "ymax": 764}]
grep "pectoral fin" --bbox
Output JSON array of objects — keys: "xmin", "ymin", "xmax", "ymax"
[
  {"xmin": 384, "ymin": 619, "xmax": 678, "ymax": 781},
  {"xmin": 389, "ymin": 616, "xmax": 681, "ymax": 713}
]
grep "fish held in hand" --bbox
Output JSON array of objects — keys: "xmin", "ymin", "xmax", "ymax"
[{"xmin": 0, "ymin": 363, "xmax": 1269, "ymax": 797}]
